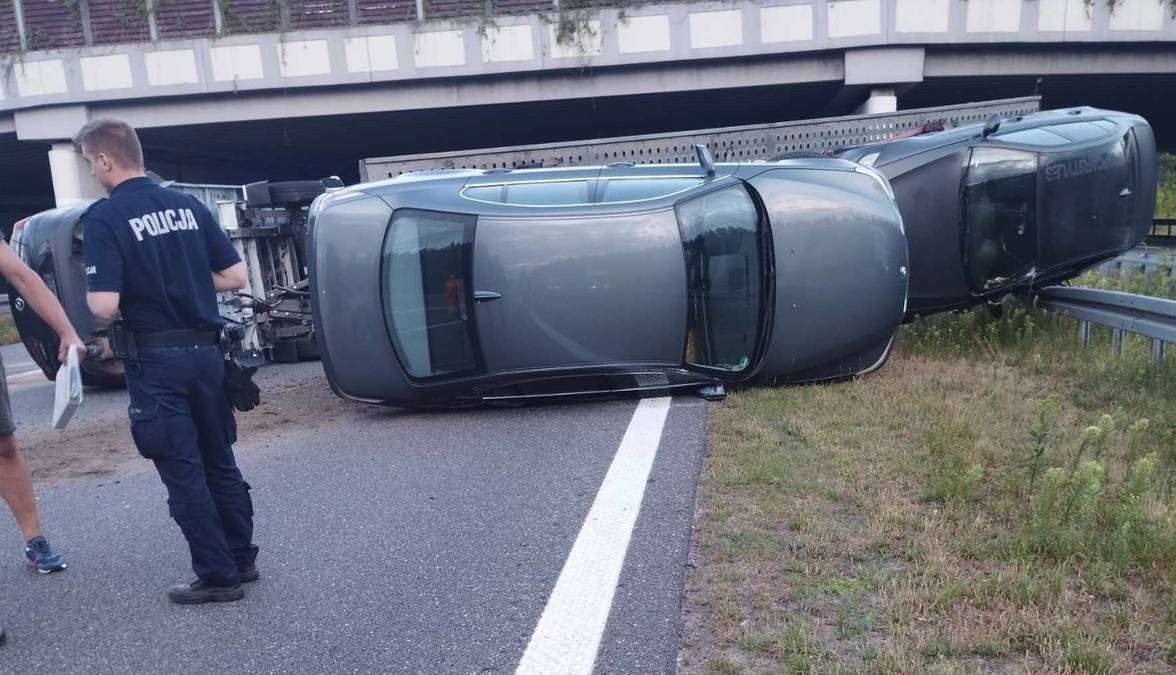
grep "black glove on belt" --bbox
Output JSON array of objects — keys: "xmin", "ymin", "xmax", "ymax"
[{"xmin": 224, "ymin": 360, "xmax": 261, "ymax": 412}]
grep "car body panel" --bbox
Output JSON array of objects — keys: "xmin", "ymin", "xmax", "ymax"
[
  {"xmin": 311, "ymin": 160, "xmax": 908, "ymax": 407},
  {"xmin": 750, "ymin": 168, "xmax": 908, "ymax": 382},
  {"xmin": 473, "ymin": 209, "xmax": 687, "ymax": 372},
  {"xmin": 307, "ymin": 193, "xmax": 408, "ymax": 402},
  {"xmin": 837, "ymin": 107, "xmax": 1156, "ymax": 316}
]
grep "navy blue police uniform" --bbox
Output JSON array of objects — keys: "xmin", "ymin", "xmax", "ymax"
[{"xmin": 83, "ymin": 177, "xmax": 257, "ymax": 588}]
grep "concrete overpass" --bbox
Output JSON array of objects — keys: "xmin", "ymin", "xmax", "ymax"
[{"xmin": 1, "ymin": 0, "xmax": 1174, "ymax": 221}]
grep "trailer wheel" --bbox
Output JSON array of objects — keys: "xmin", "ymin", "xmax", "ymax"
[
  {"xmin": 267, "ymin": 181, "xmax": 327, "ymax": 207},
  {"xmin": 271, "ymin": 341, "xmax": 300, "ymax": 363},
  {"xmin": 295, "ymin": 336, "xmax": 320, "ymax": 361}
]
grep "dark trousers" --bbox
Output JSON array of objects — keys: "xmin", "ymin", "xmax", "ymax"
[{"xmin": 126, "ymin": 345, "xmax": 257, "ymax": 586}]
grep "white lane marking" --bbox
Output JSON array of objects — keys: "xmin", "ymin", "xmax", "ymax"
[
  {"xmin": 6, "ymin": 369, "xmax": 45, "ymax": 384},
  {"xmin": 517, "ymin": 396, "xmax": 672, "ymax": 675}
]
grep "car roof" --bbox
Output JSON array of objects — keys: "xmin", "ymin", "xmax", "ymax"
[
  {"xmin": 839, "ymin": 106, "xmax": 1144, "ymax": 167},
  {"xmin": 335, "ymin": 158, "xmax": 863, "ymax": 216}
]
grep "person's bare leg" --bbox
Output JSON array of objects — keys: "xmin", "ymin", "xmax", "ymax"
[{"xmin": 0, "ymin": 434, "xmax": 42, "ymax": 542}]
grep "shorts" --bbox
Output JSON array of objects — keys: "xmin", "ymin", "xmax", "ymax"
[{"xmin": 0, "ymin": 351, "xmax": 13, "ymax": 436}]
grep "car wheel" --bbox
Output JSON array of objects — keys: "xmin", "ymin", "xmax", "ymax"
[
  {"xmin": 986, "ymin": 300, "xmax": 1005, "ymax": 319},
  {"xmin": 295, "ymin": 335, "xmax": 320, "ymax": 361}
]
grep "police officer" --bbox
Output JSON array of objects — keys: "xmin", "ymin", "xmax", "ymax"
[{"xmin": 76, "ymin": 118, "xmax": 259, "ymax": 604}]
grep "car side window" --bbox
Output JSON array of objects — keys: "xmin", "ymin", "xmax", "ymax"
[
  {"xmin": 1046, "ymin": 122, "xmax": 1113, "ymax": 143},
  {"xmin": 675, "ymin": 184, "xmax": 763, "ymax": 374},
  {"xmin": 962, "ymin": 147, "xmax": 1039, "ymax": 292},
  {"xmin": 462, "ymin": 181, "xmax": 592, "ymax": 206},
  {"xmin": 462, "ymin": 185, "xmax": 504, "ymax": 203},
  {"xmin": 381, "ymin": 210, "xmax": 480, "ymax": 379},
  {"xmin": 504, "ymin": 181, "xmax": 591, "ymax": 206},
  {"xmin": 993, "ymin": 128, "xmax": 1070, "ymax": 147},
  {"xmin": 598, "ymin": 178, "xmax": 703, "ymax": 203}
]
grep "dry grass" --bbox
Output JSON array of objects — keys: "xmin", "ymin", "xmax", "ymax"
[{"xmin": 680, "ymin": 306, "xmax": 1176, "ymax": 674}]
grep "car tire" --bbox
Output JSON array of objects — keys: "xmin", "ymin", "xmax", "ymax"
[{"xmin": 267, "ymin": 181, "xmax": 327, "ymax": 207}]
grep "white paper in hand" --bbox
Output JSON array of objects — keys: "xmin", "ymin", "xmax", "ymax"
[{"xmin": 52, "ymin": 347, "xmax": 83, "ymax": 430}]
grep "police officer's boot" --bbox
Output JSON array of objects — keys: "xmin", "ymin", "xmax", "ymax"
[
  {"xmin": 167, "ymin": 579, "xmax": 244, "ymax": 604},
  {"xmin": 238, "ymin": 563, "xmax": 260, "ymax": 583}
]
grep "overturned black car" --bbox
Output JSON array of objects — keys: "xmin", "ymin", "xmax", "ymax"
[{"xmin": 836, "ymin": 107, "xmax": 1157, "ymax": 316}]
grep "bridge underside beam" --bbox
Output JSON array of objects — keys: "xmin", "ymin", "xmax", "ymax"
[{"xmin": 9, "ymin": 43, "xmax": 1174, "ymax": 145}]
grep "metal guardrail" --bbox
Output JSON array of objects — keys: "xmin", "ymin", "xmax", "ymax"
[
  {"xmin": 1150, "ymin": 218, "xmax": 1176, "ymax": 244},
  {"xmin": 1037, "ymin": 286, "xmax": 1176, "ymax": 361},
  {"xmin": 1096, "ymin": 247, "xmax": 1176, "ymax": 279}
]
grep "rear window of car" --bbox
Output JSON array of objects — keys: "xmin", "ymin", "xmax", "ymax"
[
  {"xmin": 675, "ymin": 185, "xmax": 764, "ymax": 374},
  {"xmin": 381, "ymin": 210, "xmax": 480, "ymax": 380}
]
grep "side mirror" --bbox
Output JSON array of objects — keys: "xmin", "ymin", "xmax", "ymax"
[
  {"xmin": 982, "ymin": 114, "xmax": 1002, "ymax": 138},
  {"xmin": 693, "ymin": 144, "xmax": 716, "ymax": 177}
]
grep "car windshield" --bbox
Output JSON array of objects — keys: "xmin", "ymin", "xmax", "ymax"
[
  {"xmin": 963, "ymin": 147, "xmax": 1039, "ymax": 292},
  {"xmin": 381, "ymin": 210, "xmax": 480, "ymax": 379},
  {"xmin": 676, "ymin": 184, "xmax": 763, "ymax": 373}
]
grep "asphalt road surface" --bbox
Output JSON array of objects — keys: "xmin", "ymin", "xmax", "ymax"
[{"xmin": 0, "ymin": 343, "xmax": 709, "ymax": 674}]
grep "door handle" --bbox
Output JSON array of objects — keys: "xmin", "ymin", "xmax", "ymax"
[
  {"xmin": 474, "ymin": 291, "xmax": 502, "ymax": 303},
  {"xmin": 1119, "ymin": 188, "xmax": 1132, "ymax": 197}
]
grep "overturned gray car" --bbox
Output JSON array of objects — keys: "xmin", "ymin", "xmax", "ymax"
[{"xmin": 309, "ymin": 155, "xmax": 909, "ymax": 407}]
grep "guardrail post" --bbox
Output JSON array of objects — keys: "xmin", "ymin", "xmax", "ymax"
[
  {"xmin": 1078, "ymin": 320, "xmax": 1091, "ymax": 346},
  {"xmin": 1153, "ymin": 339, "xmax": 1166, "ymax": 362},
  {"xmin": 1111, "ymin": 328, "xmax": 1124, "ymax": 356}
]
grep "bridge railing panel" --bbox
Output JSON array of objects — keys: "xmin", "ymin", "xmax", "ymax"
[
  {"xmin": 218, "ymin": 0, "xmax": 281, "ymax": 34},
  {"xmin": 19, "ymin": 0, "xmax": 86, "ymax": 50},
  {"xmin": 426, "ymin": 0, "xmax": 486, "ymax": 19},
  {"xmin": 288, "ymin": 0, "xmax": 350, "ymax": 28},
  {"xmin": 1, "ymin": 2, "xmax": 20, "ymax": 53},
  {"xmin": 88, "ymin": 0, "xmax": 151, "ymax": 45},
  {"xmin": 492, "ymin": 0, "xmax": 552, "ymax": 14},
  {"xmin": 355, "ymin": 0, "xmax": 417, "ymax": 24},
  {"xmin": 155, "ymin": 0, "xmax": 217, "ymax": 38}
]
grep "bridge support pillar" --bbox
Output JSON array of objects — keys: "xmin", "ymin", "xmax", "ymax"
[
  {"xmin": 858, "ymin": 88, "xmax": 898, "ymax": 115},
  {"xmin": 48, "ymin": 142, "xmax": 105, "ymax": 207}
]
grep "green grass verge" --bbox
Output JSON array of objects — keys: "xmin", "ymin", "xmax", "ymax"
[
  {"xmin": 1157, "ymin": 153, "xmax": 1174, "ymax": 219},
  {"xmin": 681, "ymin": 304, "xmax": 1175, "ymax": 674}
]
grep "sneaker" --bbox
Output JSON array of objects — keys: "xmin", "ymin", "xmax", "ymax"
[
  {"xmin": 24, "ymin": 537, "xmax": 66, "ymax": 574},
  {"xmin": 238, "ymin": 564, "xmax": 260, "ymax": 584},
  {"xmin": 167, "ymin": 579, "xmax": 244, "ymax": 605}
]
